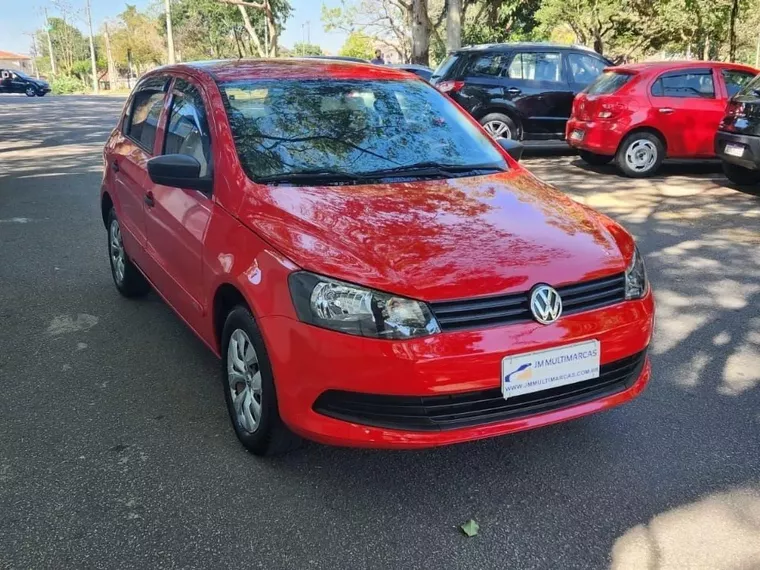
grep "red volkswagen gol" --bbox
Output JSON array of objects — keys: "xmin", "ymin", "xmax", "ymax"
[
  {"xmin": 101, "ymin": 60, "xmax": 654, "ymax": 455},
  {"xmin": 566, "ymin": 61, "xmax": 758, "ymax": 177}
]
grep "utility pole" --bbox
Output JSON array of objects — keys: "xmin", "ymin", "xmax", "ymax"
[
  {"xmin": 164, "ymin": 0, "xmax": 176, "ymax": 64},
  {"xmin": 104, "ymin": 22, "xmax": 117, "ymax": 90},
  {"xmin": 85, "ymin": 0, "xmax": 98, "ymax": 92},
  {"xmin": 44, "ymin": 8, "xmax": 57, "ymax": 76},
  {"xmin": 306, "ymin": 20, "xmax": 310, "ymax": 45}
]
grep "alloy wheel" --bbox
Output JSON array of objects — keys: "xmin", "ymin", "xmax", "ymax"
[
  {"xmin": 484, "ymin": 120, "xmax": 512, "ymax": 139},
  {"xmin": 227, "ymin": 329, "xmax": 263, "ymax": 434},
  {"xmin": 109, "ymin": 219, "xmax": 126, "ymax": 284},
  {"xmin": 625, "ymin": 139, "xmax": 657, "ymax": 173}
]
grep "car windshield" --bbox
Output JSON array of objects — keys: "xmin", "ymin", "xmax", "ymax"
[
  {"xmin": 585, "ymin": 71, "xmax": 632, "ymax": 95},
  {"xmin": 13, "ymin": 69, "xmax": 33, "ymax": 80},
  {"xmin": 219, "ymin": 78, "xmax": 506, "ymax": 181}
]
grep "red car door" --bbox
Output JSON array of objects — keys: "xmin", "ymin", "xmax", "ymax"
[
  {"xmin": 142, "ymin": 76, "xmax": 213, "ymax": 331},
  {"xmin": 648, "ymin": 67, "xmax": 726, "ymax": 157},
  {"xmin": 109, "ymin": 78, "xmax": 168, "ymax": 262}
]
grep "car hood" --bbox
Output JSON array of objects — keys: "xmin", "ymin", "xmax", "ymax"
[{"xmin": 236, "ymin": 169, "xmax": 629, "ymax": 301}]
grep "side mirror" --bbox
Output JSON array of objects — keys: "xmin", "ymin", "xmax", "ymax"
[
  {"xmin": 496, "ymin": 137, "xmax": 524, "ymax": 162},
  {"xmin": 147, "ymin": 154, "xmax": 211, "ymax": 192}
]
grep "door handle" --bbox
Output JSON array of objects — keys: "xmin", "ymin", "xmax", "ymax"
[
  {"xmin": 111, "ymin": 160, "xmax": 120, "ymax": 173},
  {"xmin": 507, "ymin": 87, "xmax": 522, "ymax": 96},
  {"xmin": 658, "ymin": 107, "xmax": 674, "ymax": 114},
  {"xmin": 144, "ymin": 192, "xmax": 155, "ymax": 207}
]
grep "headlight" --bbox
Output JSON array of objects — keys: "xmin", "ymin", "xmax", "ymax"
[
  {"xmin": 289, "ymin": 271, "xmax": 441, "ymax": 340},
  {"xmin": 625, "ymin": 246, "xmax": 648, "ymax": 300}
]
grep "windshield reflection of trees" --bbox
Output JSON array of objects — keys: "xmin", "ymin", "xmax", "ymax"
[{"xmin": 222, "ymin": 79, "xmax": 503, "ymax": 178}]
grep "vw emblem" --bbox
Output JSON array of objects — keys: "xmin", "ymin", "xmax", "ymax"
[{"xmin": 530, "ymin": 285, "xmax": 563, "ymax": 325}]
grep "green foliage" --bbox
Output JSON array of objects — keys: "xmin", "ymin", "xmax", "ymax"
[
  {"xmin": 340, "ymin": 32, "xmax": 375, "ymax": 60},
  {"xmin": 292, "ymin": 42, "xmax": 324, "ymax": 56},
  {"xmin": 50, "ymin": 74, "xmax": 86, "ymax": 94}
]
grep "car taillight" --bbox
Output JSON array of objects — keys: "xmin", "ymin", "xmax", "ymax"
[
  {"xmin": 436, "ymin": 80, "xmax": 464, "ymax": 94},
  {"xmin": 725, "ymin": 100, "xmax": 744, "ymax": 118},
  {"xmin": 597, "ymin": 102, "xmax": 625, "ymax": 120}
]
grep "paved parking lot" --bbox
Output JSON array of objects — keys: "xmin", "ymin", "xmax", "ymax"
[{"xmin": 1, "ymin": 95, "xmax": 759, "ymax": 569}]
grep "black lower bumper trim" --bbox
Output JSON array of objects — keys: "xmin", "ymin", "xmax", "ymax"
[
  {"xmin": 715, "ymin": 131, "xmax": 760, "ymax": 170},
  {"xmin": 313, "ymin": 349, "xmax": 648, "ymax": 431}
]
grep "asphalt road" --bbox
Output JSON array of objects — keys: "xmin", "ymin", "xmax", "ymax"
[{"xmin": 1, "ymin": 94, "xmax": 759, "ymax": 570}]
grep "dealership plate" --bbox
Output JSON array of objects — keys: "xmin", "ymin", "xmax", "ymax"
[
  {"xmin": 501, "ymin": 340, "xmax": 600, "ymax": 400},
  {"xmin": 570, "ymin": 129, "xmax": 584, "ymax": 141},
  {"xmin": 725, "ymin": 143, "xmax": 745, "ymax": 158}
]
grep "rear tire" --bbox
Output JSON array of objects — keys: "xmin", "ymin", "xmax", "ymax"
[
  {"xmin": 579, "ymin": 150, "xmax": 613, "ymax": 166},
  {"xmin": 221, "ymin": 306, "xmax": 301, "ymax": 456},
  {"xmin": 616, "ymin": 132, "xmax": 665, "ymax": 178},
  {"xmin": 107, "ymin": 208, "xmax": 150, "ymax": 298},
  {"xmin": 480, "ymin": 113, "xmax": 520, "ymax": 140},
  {"xmin": 722, "ymin": 161, "xmax": 760, "ymax": 186}
]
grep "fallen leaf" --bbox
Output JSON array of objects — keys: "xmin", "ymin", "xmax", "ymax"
[{"xmin": 460, "ymin": 519, "xmax": 479, "ymax": 537}]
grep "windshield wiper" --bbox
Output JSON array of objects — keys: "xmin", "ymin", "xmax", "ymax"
[
  {"xmin": 255, "ymin": 169, "xmax": 363, "ymax": 185},
  {"xmin": 358, "ymin": 161, "xmax": 507, "ymax": 179}
]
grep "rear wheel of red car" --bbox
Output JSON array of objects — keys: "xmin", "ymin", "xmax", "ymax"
[
  {"xmin": 221, "ymin": 306, "xmax": 301, "ymax": 456},
  {"xmin": 722, "ymin": 161, "xmax": 760, "ymax": 186},
  {"xmin": 107, "ymin": 208, "xmax": 150, "ymax": 298},
  {"xmin": 480, "ymin": 113, "xmax": 520, "ymax": 140},
  {"xmin": 616, "ymin": 132, "xmax": 664, "ymax": 178},
  {"xmin": 579, "ymin": 150, "xmax": 613, "ymax": 166}
]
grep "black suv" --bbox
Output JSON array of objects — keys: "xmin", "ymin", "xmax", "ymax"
[
  {"xmin": 431, "ymin": 43, "xmax": 611, "ymax": 141},
  {"xmin": 715, "ymin": 72, "xmax": 760, "ymax": 186},
  {"xmin": 0, "ymin": 68, "xmax": 50, "ymax": 97}
]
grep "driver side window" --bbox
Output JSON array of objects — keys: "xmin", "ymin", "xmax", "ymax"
[{"xmin": 164, "ymin": 80, "xmax": 212, "ymax": 178}]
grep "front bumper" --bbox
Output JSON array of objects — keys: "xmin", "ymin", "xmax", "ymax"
[
  {"xmin": 566, "ymin": 117, "xmax": 626, "ymax": 156},
  {"xmin": 260, "ymin": 291, "xmax": 655, "ymax": 449},
  {"xmin": 715, "ymin": 130, "xmax": 760, "ymax": 170}
]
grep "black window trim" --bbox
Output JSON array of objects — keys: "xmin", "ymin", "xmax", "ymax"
[
  {"xmin": 650, "ymin": 67, "xmax": 716, "ymax": 99},
  {"xmin": 122, "ymin": 75, "xmax": 171, "ymax": 154},
  {"xmin": 162, "ymin": 76, "xmax": 215, "ymax": 196}
]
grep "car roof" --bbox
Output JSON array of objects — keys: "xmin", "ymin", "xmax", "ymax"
[
  {"xmin": 392, "ymin": 63, "xmax": 432, "ymax": 71},
  {"xmin": 456, "ymin": 42, "xmax": 600, "ymax": 54},
  {"xmin": 611, "ymin": 60, "xmax": 759, "ymax": 74},
  {"xmin": 171, "ymin": 58, "xmax": 412, "ymax": 82}
]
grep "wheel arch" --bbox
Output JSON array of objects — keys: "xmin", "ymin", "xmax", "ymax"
[
  {"xmin": 475, "ymin": 105, "xmax": 524, "ymax": 131},
  {"xmin": 617, "ymin": 126, "xmax": 668, "ymax": 155},
  {"xmin": 212, "ymin": 283, "xmax": 253, "ymax": 353},
  {"xmin": 101, "ymin": 192, "xmax": 114, "ymax": 229}
]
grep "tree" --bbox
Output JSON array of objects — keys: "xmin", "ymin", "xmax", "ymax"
[
  {"xmin": 216, "ymin": 0, "xmax": 292, "ymax": 57},
  {"xmin": 292, "ymin": 42, "xmax": 323, "ymax": 56},
  {"xmin": 340, "ymin": 32, "xmax": 375, "ymax": 60},
  {"xmin": 110, "ymin": 4, "xmax": 165, "ymax": 72}
]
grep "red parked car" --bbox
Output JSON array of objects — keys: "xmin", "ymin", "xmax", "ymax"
[
  {"xmin": 566, "ymin": 61, "xmax": 759, "ymax": 177},
  {"xmin": 101, "ymin": 59, "xmax": 654, "ymax": 455}
]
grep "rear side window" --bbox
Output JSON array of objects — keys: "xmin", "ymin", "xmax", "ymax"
[
  {"xmin": 586, "ymin": 71, "xmax": 632, "ymax": 95},
  {"xmin": 736, "ymin": 73, "xmax": 760, "ymax": 98},
  {"xmin": 164, "ymin": 80, "xmax": 212, "ymax": 177},
  {"xmin": 507, "ymin": 52, "xmax": 562, "ymax": 82},
  {"xmin": 432, "ymin": 54, "xmax": 461, "ymax": 80},
  {"xmin": 651, "ymin": 71, "xmax": 715, "ymax": 99},
  {"xmin": 722, "ymin": 69, "xmax": 757, "ymax": 98},
  {"xmin": 567, "ymin": 53, "xmax": 607, "ymax": 86},
  {"xmin": 467, "ymin": 53, "xmax": 510, "ymax": 77}
]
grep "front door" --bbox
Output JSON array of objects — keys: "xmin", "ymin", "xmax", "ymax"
[
  {"xmin": 143, "ymin": 77, "xmax": 213, "ymax": 330},
  {"xmin": 648, "ymin": 67, "xmax": 726, "ymax": 157},
  {"xmin": 504, "ymin": 51, "xmax": 572, "ymax": 138}
]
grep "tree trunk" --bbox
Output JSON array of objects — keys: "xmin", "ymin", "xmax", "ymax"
[
  {"xmin": 593, "ymin": 35, "xmax": 604, "ymax": 55},
  {"xmin": 446, "ymin": 0, "xmax": 462, "ymax": 53},
  {"xmin": 237, "ymin": 5, "xmax": 265, "ymax": 57},
  {"xmin": 165, "ymin": 0, "xmax": 176, "ymax": 64},
  {"xmin": 411, "ymin": 0, "xmax": 430, "ymax": 65},
  {"xmin": 104, "ymin": 24, "xmax": 117, "ymax": 89},
  {"xmin": 729, "ymin": 0, "xmax": 739, "ymax": 62},
  {"xmin": 85, "ymin": 0, "xmax": 98, "ymax": 93},
  {"xmin": 703, "ymin": 34, "xmax": 710, "ymax": 60}
]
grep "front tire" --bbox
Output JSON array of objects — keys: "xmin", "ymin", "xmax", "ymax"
[
  {"xmin": 579, "ymin": 150, "xmax": 613, "ymax": 166},
  {"xmin": 616, "ymin": 132, "xmax": 665, "ymax": 178},
  {"xmin": 25, "ymin": 86, "xmax": 36, "ymax": 97},
  {"xmin": 107, "ymin": 208, "xmax": 150, "ymax": 297},
  {"xmin": 480, "ymin": 113, "xmax": 520, "ymax": 140},
  {"xmin": 722, "ymin": 161, "xmax": 760, "ymax": 186},
  {"xmin": 221, "ymin": 307, "xmax": 301, "ymax": 456}
]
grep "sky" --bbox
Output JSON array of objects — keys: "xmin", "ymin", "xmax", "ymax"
[{"xmin": 0, "ymin": 0, "xmax": 348, "ymax": 56}]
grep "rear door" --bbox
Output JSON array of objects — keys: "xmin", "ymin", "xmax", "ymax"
[
  {"xmin": 142, "ymin": 77, "xmax": 213, "ymax": 328},
  {"xmin": 504, "ymin": 50, "xmax": 571, "ymax": 138},
  {"xmin": 720, "ymin": 68, "xmax": 757, "ymax": 99},
  {"xmin": 109, "ymin": 76, "xmax": 169, "ymax": 264},
  {"xmin": 455, "ymin": 51, "xmax": 513, "ymax": 118},
  {"xmin": 648, "ymin": 67, "xmax": 725, "ymax": 157}
]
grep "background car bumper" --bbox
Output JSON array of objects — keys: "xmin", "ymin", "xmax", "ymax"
[
  {"xmin": 260, "ymin": 291, "xmax": 655, "ymax": 448},
  {"xmin": 566, "ymin": 118, "xmax": 626, "ymax": 156},
  {"xmin": 715, "ymin": 131, "xmax": 760, "ymax": 170}
]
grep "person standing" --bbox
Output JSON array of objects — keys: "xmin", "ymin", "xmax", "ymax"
[{"xmin": 370, "ymin": 49, "xmax": 385, "ymax": 65}]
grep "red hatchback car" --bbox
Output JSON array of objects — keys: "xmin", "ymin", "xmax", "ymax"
[
  {"xmin": 101, "ymin": 59, "xmax": 654, "ymax": 455},
  {"xmin": 566, "ymin": 61, "xmax": 759, "ymax": 177}
]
